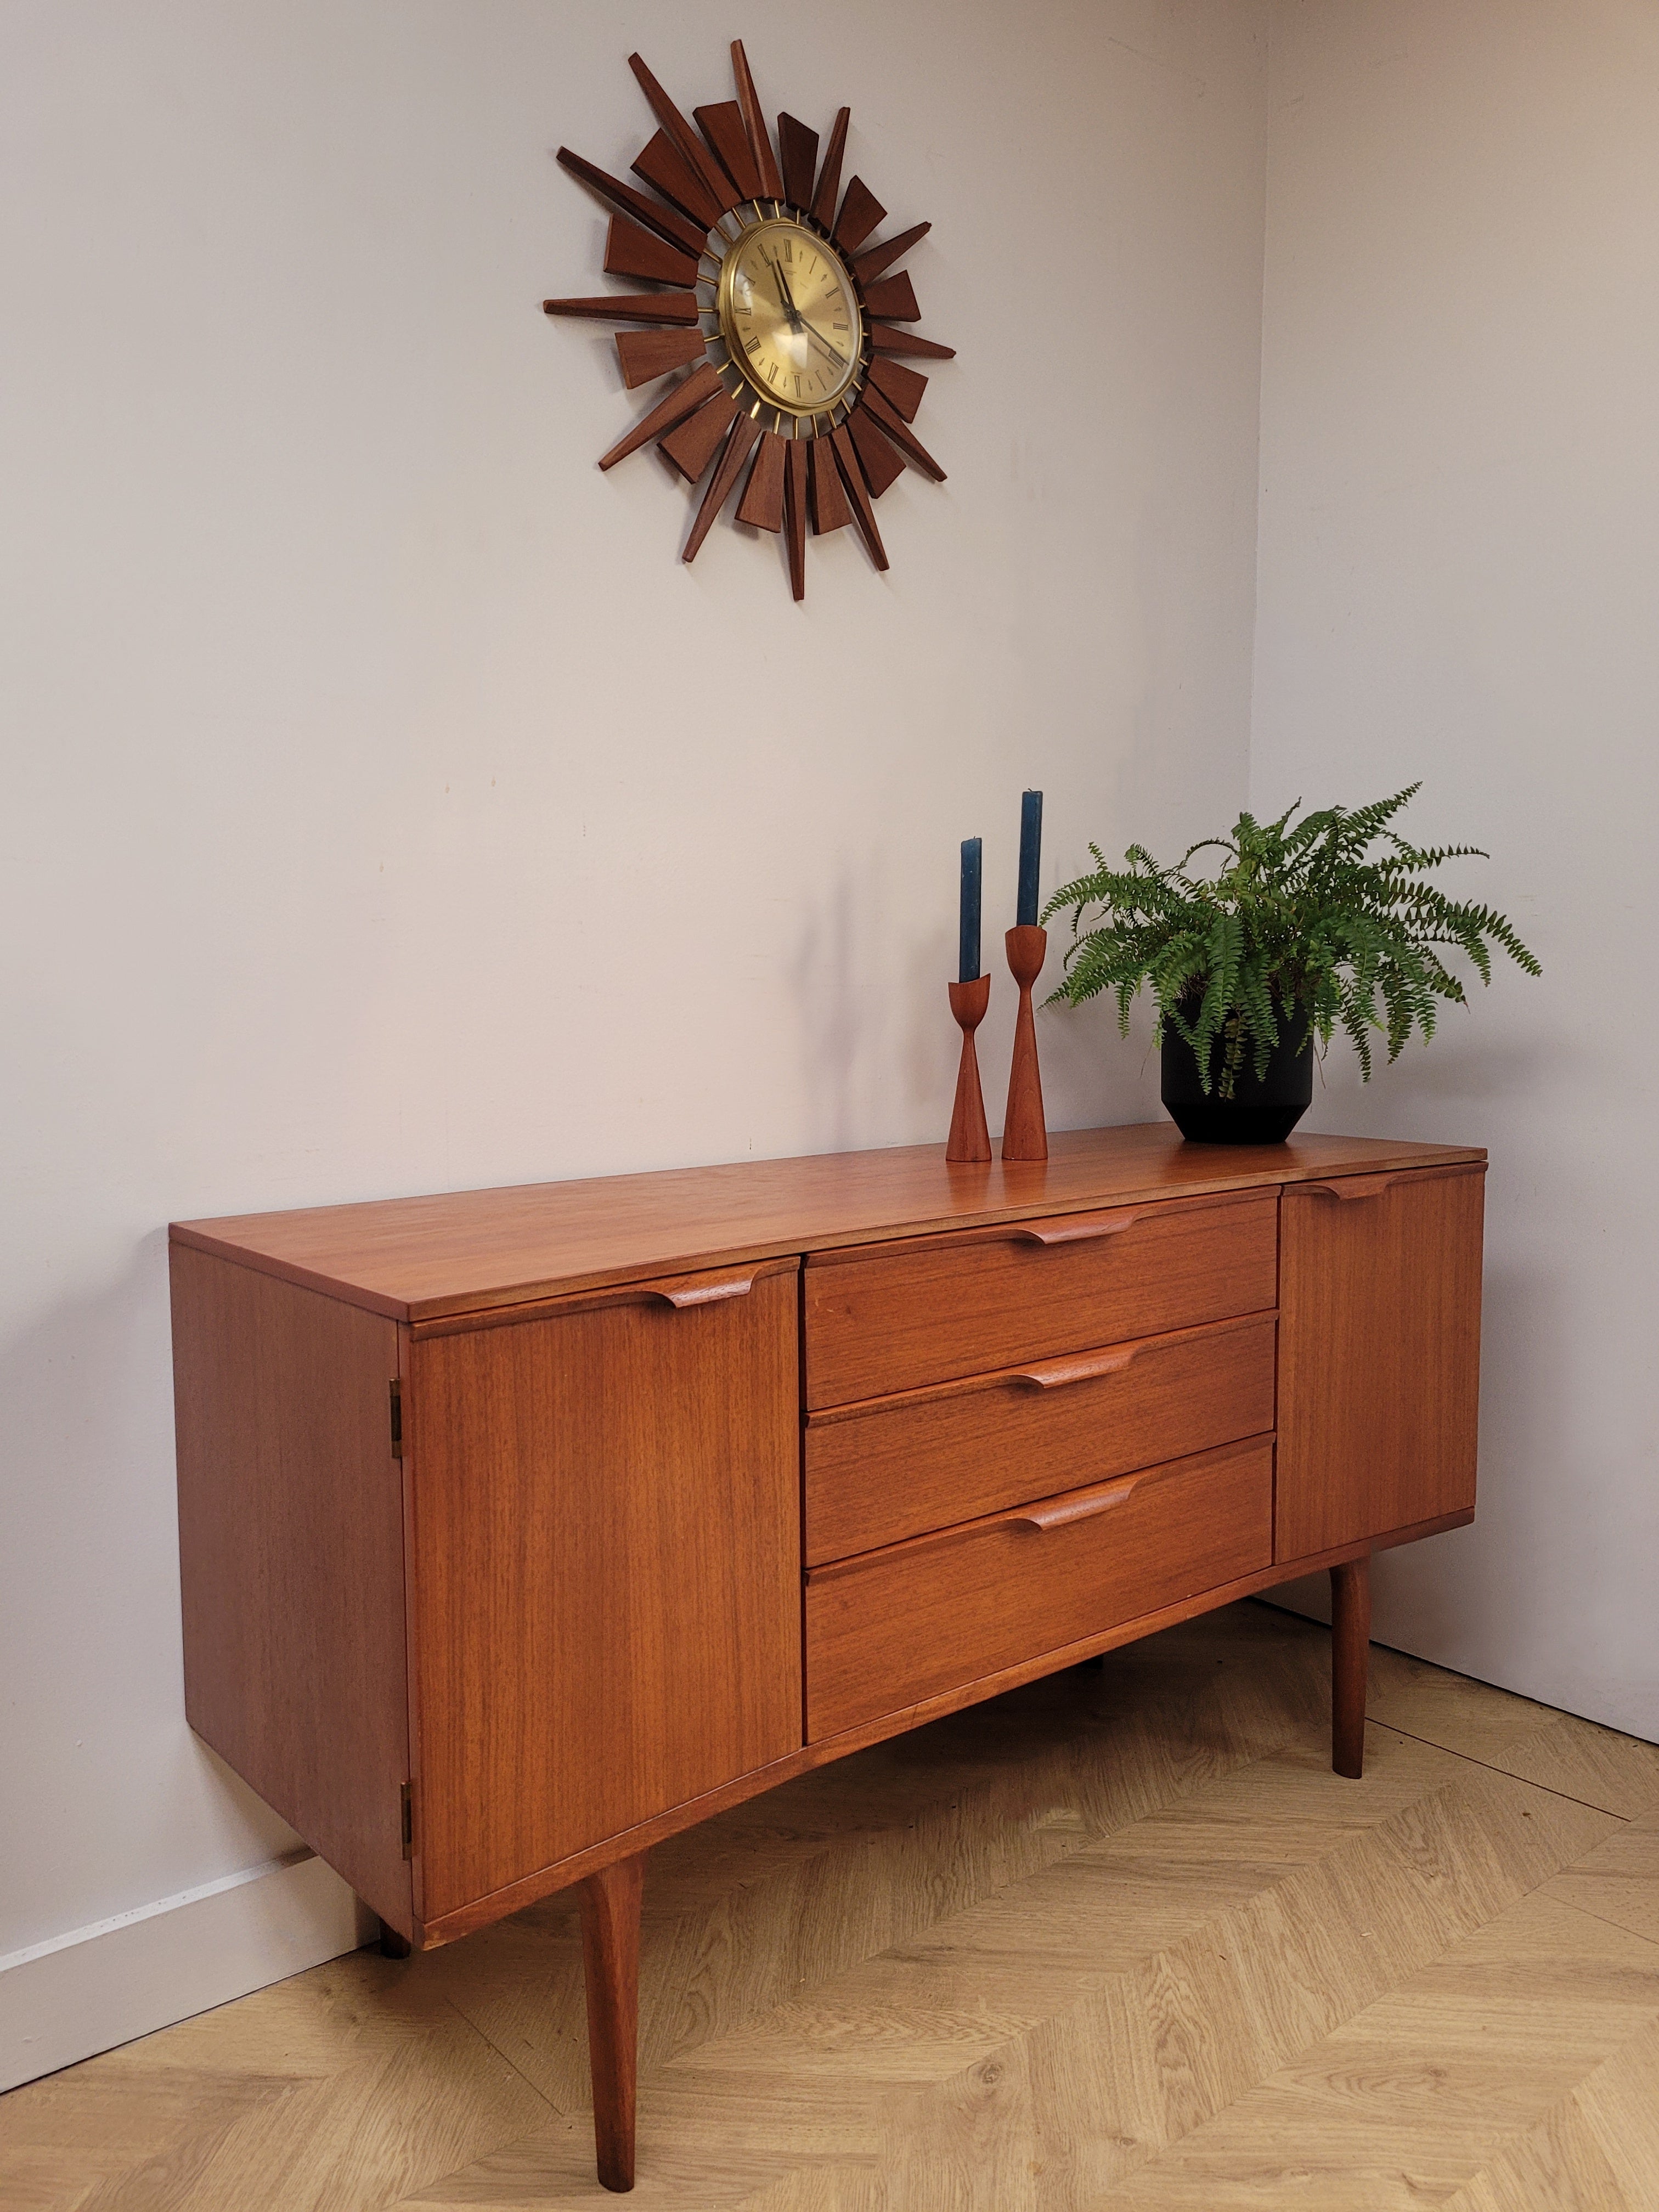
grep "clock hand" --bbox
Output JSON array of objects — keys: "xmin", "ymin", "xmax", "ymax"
[
  {"xmin": 762, "ymin": 255, "xmax": 845, "ymax": 376},
  {"xmin": 768, "ymin": 254, "xmax": 804, "ymax": 327},
  {"xmin": 798, "ymin": 317, "xmax": 847, "ymax": 369}
]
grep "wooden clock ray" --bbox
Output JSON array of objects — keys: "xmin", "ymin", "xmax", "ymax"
[{"xmin": 543, "ymin": 41, "xmax": 955, "ymax": 600}]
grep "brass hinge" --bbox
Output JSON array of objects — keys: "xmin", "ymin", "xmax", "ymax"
[
  {"xmin": 400, "ymin": 1780, "xmax": 415, "ymax": 1860},
  {"xmin": 389, "ymin": 1378, "xmax": 403, "ymax": 1460}
]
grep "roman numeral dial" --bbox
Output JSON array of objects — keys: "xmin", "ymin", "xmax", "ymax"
[{"xmin": 717, "ymin": 214, "xmax": 863, "ymax": 419}]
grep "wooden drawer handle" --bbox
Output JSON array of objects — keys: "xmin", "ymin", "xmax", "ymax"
[
  {"xmin": 649, "ymin": 1273, "xmax": 757, "ymax": 1308},
  {"xmin": 1297, "ymin": 1162, "xmax": 1484, "ymax": 1204},
  {"xmin": 1011, "ymin": 1210, "xmax": 1138, "ymax": 1246},
  {"xmin": 1008, "ymin": 1474, "xmax": 1142, "ymax": 1529},
  {"xmin": 1013, "ymin": 1347, "xmax": 1137, "ymax": 1391},
  {"xmin": 806, "ymin": 1465, "xmax": 1171, "ymax": 1583},
  {"xmin": 1298, "ymin": 1174, "xmax": 1402, "ymax": 1204}
]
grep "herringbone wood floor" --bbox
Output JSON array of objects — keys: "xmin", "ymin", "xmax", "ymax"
[{"xmin": 7, "ymin": 1600, "xmax": 1659, "ymax": 2211}]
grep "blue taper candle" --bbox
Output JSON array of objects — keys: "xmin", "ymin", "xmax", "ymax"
[
  {"xmin": 959, "ymin": 837, "xmax": 982, "ymax": 983},
  {"xmin": 1017, "ymin": 790, "xmax": 1043, "ymax": 927}
]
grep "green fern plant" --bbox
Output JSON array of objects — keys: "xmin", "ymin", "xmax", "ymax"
[{"xmin": 1042, "ymin": 786, "xmax": 1540, "ymax": 1099}]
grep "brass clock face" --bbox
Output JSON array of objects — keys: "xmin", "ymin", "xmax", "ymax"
[{"xmin": 718, "ymin": 215, "xmax": 863, "ymax": 419}]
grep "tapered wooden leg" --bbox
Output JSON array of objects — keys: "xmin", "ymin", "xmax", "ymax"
[
  {"xmin": 1330, "ymin": 1553, "xmax": 1372, "ymax": 1779},
  {"xmin": 579, "ymin": 1850, "xmax": 646, "ymax": 2192}
]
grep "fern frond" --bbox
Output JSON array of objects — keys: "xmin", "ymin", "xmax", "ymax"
[{"xmin": 1041, "ymin": 785, "xmax": 1538, "ymax": 1085}]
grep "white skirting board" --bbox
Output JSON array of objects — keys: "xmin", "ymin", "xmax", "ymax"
[{"xmin": 0, "ymin": 1850, "xmax": 376, "ymax": 2094}]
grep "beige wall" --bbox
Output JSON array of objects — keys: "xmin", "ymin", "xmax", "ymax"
[
  {"xmin": 1252, "ymin": 0, "xmax": 1659, "ymax": 1739},
  {"xmin": 0, "ymin": 0, "xmax": 1268, "ymax": 2027}
]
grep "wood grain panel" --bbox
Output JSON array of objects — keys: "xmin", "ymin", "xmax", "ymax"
[
  {"xmin": 614, "ymin": 326, "xmax": 707, "ymax": 389},
  {"xmin": 627, "ymin": 54, "xmax": 733, "ymax": 215},
  {"xmin": 1277, "ymin": 1164, "xmax": 1486, "ymax": 1557},
  {"xmin": 170, "ymin": 1247, "xmax": 413, "ymax": 1934},
  {"xmin": 862, "ymin": 383, "xmax": 949, "ymax": 475},
  {"xmin": 736, "ymin": 428, "xmax": 787, "ymax": 530},
  {"xmin": 811, "ymin": 108, "xmax": 849, "ymax": 229},
  {"xmin": 683, "ymin": 410, "xmax": 763, "ymax": 561},
  {"xmin": 631, "ymin": 129, "xmax": 726, "ymax": 230},
  {"xmin": 730, "ymin": 40, "xmax": 783, "ymax": 199},
  {"xmin": 171, "ymin": 1128, "xmax": 1483, "ymax": 1327},
  {"xmin": 804, "ymin": 1189, "xmax": 1278, "ymax": 1407},
  {"xmin": 846, "ymin": 405, "xmax": 906, "ymax": 497},
  {"xmin": 805, "ymin": 1440, "xmax": 1274, "ymax": 1739},
  {"xmin": 555, "ymin": 147, "xmax": 706, "ymax": 258},
  {"xmin": 805, "ymin": 1312, "xmax": 1276, "ymax": 1564},
  {"xmin": 541, "ymin": 290, "xmax": 700, "ymax": 325},
  {"xmin": 808, "ymin": 437, "xmax": 853, "ymax": 534},
  {"xmin": 406, "ymin": 1259, "xmax": 802, "ymax": 1923},
  {"xmin": 861, "ymin": 272, "xmax": 920, "ymax": 321},
  {"xmin": 776, "ymin": 112, "xmax": 819, "ymax": 210},
  {"xmin": 695, "ymin": 100, "xmax": 761, "ymax": 200},
  {"xmin": 833, "ymin": 177, "xmax": 886, "ymax": 252},
  {"xmin": 1368, "ymin": 1648, "xmax": 1659, "ymax": 1819},
  {"xmin": 657, "ymin": 387, "xmax": 740, "ymax": 481},
  {"xmin": 603, "ymin": 212, "xmax": 698, "ymax": 287},
  {"xmin": 1544, "ymin": 1814, "xmax": 1659, "ymax": 1944},
  {"xmin": 866, "ymin": 355, "xmax": 927, "ymax": 421},
  {"xmin": 596, "ymin": 362, "xmax": 721, "ymax": 471},
  {"xmin": 871, "ymin": 326, "xmax": 956, "ymax": 362},
  {"xmin": 854, "ymin": 218, "xmax": 930, "ymax": 283},
  {"xmin": 785, "ymin": 437, "xmax": 808, "ymax": 599},
  {"xmin": 830, "ymin": 421, "xmax": 890, "ymax": 565}
]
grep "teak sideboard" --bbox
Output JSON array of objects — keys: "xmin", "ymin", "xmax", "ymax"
[{"xmin": 170, "ymin": 1124, "xmax": 1486, "ymax": 2191}]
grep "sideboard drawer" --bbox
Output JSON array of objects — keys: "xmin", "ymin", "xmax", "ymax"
[
  {"xmin": 804, "ymin": 1437, "xmax": 1273, "ymax": 1740},
  {"xmin": 804, "ymin": 1311, "xmax": 1276, "ymax": 1565},
  {"xmin": 804, "ymin": 1189, "xmax": 1278, "ymax": 1407}
]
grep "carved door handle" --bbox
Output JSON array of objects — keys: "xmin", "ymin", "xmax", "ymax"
[
  {"xmin": 649, "ymin": 1273, "xmax": 757, "ymax": 1308},
  {"xmin": 1297, "ymin": 1174, "xmax": 1402, "ymax": 1204},
  {"xmin": 1010, "ymin": 1209, "xmax": 1138, "ymax": 1246}
]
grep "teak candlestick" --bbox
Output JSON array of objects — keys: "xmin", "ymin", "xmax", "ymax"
[
  {"xmin": 945, "ymin": 975, "xmax": 992, "ymax": 1164},
  {"xmin": 1002, "ymin": 924, "xmax": 1048, "ymax": 1161}
]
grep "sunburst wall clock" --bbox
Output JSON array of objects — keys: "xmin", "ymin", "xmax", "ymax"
[{"xmin": 543, "ymin": 41, "xmax": 954, "ymax": 600}]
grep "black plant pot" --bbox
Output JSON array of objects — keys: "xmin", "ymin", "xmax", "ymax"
[{"xmin": 1160, "ymin": 1011, "xmax": 1314, "ymax": 1144}]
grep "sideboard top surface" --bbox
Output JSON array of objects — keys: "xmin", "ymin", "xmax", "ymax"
[{"xmin": 170, "ymin": 1123, "xmax": 1486, "ymax": 1324}]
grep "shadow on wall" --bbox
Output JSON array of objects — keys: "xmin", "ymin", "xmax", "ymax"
[
  {"xmin": 1377, "ymin": 1250, "xmax": 1577, "ymax": 1674},
  {"xmin": 1302, "ymin": 1028, "xmax": 1558, "ymax": 1125},
  {"xmin": 1037, "ymin": 986, "xmax": 1164, "ymax": 1135}
]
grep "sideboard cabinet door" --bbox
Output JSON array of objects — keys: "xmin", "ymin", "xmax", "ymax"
[
  {"xmin": 407, "ymin": 1261, "xmax": 802, "ymax": 1924},
  {"xmin": 1276, "ymin": 1166, "xmax": 1485, "ymax": 1560}
]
